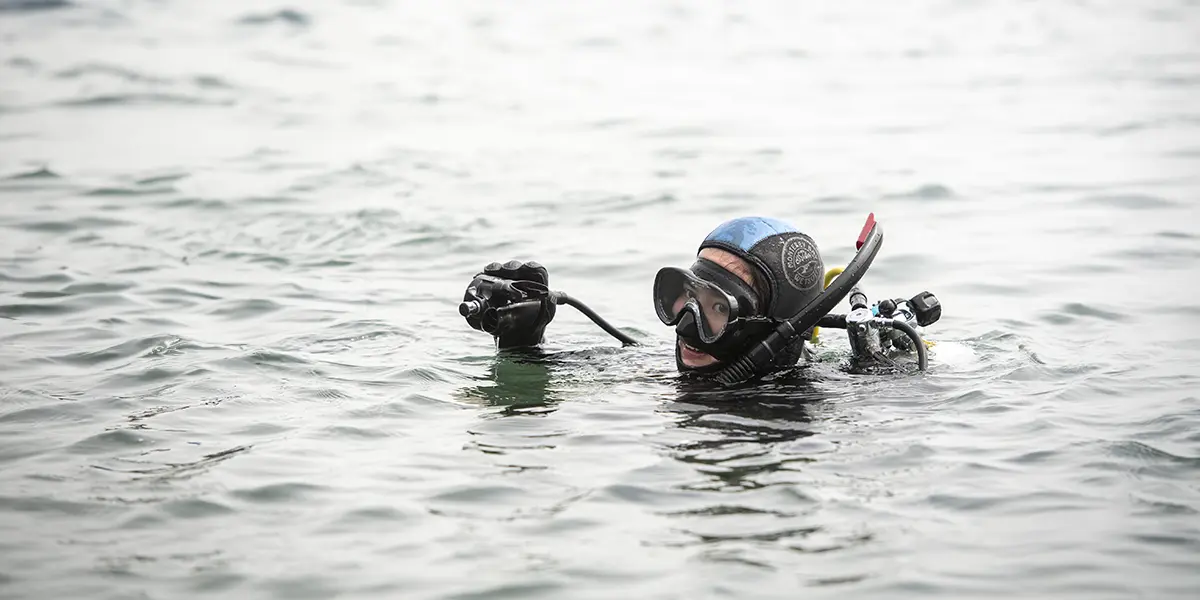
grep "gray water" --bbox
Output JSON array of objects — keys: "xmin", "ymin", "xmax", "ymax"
[{"xmin": 2, "ymin": 0, "xmax": 1199, "ymax": 598}]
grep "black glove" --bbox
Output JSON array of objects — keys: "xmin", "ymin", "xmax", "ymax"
[{"xmin": 461, "ymin": 260, "xmax": 557, "ymax": 348}]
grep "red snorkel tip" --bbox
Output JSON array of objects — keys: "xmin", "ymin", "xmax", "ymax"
[{"xmin": 856, "ymin": 212, "xmax": 876, "ymax": 250}]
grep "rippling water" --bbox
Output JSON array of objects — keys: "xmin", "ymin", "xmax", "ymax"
[{"xmin": 2, "ymin": 0, "xmax": 1199, "ymax": 598}]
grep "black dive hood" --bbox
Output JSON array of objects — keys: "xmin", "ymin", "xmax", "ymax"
[{"xmin": 711, "ymin": 214, "xmax": 884, "ymax": 385}]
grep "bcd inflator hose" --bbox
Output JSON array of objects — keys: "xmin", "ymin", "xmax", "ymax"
[
  {"xmin": 551, "ymin": 292, "xmax": 638, "ymax": 346},
  {"xmin": 460, "ymin": 282, "xmax": 638, "ymax": 346}
]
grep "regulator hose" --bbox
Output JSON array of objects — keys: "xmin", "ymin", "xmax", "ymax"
[
  {"xmin": 889, "ymin": 318, "xmax": 928, "ymax": 372},
  {"xmin": 808, "ymin": 314, "xmax": 927, "ymax": 373},
  {"xmin": 816, "ymin": 314, "xmax": 847, "ymax": 329}
]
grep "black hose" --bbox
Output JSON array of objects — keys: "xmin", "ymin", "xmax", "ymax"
[
  {"xmin": 889, "ymin": 318, "xmax": 928, "ymax": 372},
  {"xmin": 555, "ymin": 293, "xmax": 638, "ymax": 346},
  {"xmin": 712, "ymin": 321, "xmax": 797, "ymax": 386},
  {"xmin": 817, "ymin": 314, "xmax": 847, "ymax": 329}
]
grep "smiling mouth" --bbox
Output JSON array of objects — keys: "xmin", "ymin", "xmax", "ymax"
[{"xmin": 678, "ymin": 338, "xmax": 719, "ymax": 367}]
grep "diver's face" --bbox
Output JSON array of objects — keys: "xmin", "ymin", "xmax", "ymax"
[
  {"xmin": 672, "ymin": 285, "xmax": 728, "ymax": 368},
  {"xmin": 673, "ymin": 248, "xmax": 758, "ymax": 370}
]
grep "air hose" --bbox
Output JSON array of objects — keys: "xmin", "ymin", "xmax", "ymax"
[
  {"xmin": 551, "ymin": 292, "xmax": 638, "ymax": 346},
  {"xmin": 889, "ymin": 318, "xmax": 928, "ymax": 371},
  {"xmin": 459, "ymin": 276, "xmax": 638, "ymax": 346}
]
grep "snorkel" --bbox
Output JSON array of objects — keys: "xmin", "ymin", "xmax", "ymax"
[{"xmin": 711, "ymin": 214, "xmax": 884, "ymax": 385}]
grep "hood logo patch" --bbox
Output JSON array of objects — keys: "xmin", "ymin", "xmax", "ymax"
[{"xmin": 781, "ymin": 236, "xmax": 820, "ymax": 290}]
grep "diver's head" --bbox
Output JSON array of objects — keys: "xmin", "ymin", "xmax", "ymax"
[
  {"xmin": 653, "ymin": 216, "xmax": 824, "ymax": 374},
  {"xmin": 673, "ymin": 247, "xmax": 763, "ymax": 369}
]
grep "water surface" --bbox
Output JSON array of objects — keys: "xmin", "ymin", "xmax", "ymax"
[{"xmin": 1, "ymin": 0, "xmax": 1199, "ymax": 598}]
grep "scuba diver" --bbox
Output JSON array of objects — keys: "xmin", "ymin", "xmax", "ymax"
[{"xmin": 460, "ymin": 213, "xmax": 941, "ymax": 384}]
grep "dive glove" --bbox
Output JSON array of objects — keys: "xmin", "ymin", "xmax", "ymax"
[{"xmin": 461, "ymin": 260, "xmax": 556, "ymax": 348}]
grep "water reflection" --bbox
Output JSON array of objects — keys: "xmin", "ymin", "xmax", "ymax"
[
  {"xmin": 664, "ymin": 374, "xmax": 826, "ymax": 492},
  {"xmin": 457, "ymin": 353, "xmax": 883, "ymax": 576},
  {"xmin": 465, "ymin": 348, "xmax": 833, "ymax": 493},
  {"xmin": 458, "ymin": 348, "xmax": 560, "ymax": 414}
]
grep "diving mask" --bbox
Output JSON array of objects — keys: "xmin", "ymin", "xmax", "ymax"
[{"xmin": 654, "ymin": 258, "xmax": 781, "ymax": 363}]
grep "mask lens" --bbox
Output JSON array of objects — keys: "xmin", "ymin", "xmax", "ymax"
[{"xmin": 653, "ymin": 267, "xmax": 738, "ymax": 341}]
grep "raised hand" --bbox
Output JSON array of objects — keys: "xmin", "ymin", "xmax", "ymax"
[{"xmin": 461, "ymin": 260, "xmax": 556, "ymax": 348}]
